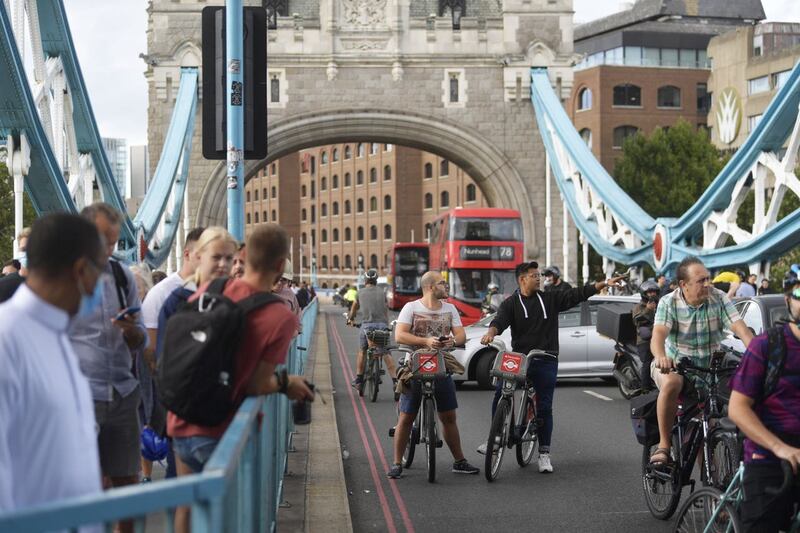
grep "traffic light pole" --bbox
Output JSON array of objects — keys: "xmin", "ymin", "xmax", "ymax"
[{"xmin": 226, "ymin": 0, "xmax": 244, "ymax": 240}]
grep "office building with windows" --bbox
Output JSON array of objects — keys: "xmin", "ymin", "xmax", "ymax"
[
  {"xmin": 568, "ymin": 0, "xmax": 764, "ymax": 173},
  {"xmin": 707, "ymin": 22, "xmax": 800, "ymax": 149},
  {"xmin": 102, "ymin": 137, "xmax": 128, "ymax": 196}
]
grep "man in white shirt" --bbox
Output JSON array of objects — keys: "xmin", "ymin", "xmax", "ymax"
[{"xmin": 0, "ymin": 213, "xmax": 105, "ymax": 512}]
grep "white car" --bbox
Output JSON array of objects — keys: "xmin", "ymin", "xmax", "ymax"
[{"xmin": 452, "ymin": 294, "xmax": 640, "ymax": 388}]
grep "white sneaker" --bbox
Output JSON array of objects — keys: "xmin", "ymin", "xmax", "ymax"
[
  {"xmin": 477, "ymin": 443, "xmax": 487, "ymax": 455},
  {"xmin": 538, "ymin": 452, "xmax": 553, "ymax": 473}
]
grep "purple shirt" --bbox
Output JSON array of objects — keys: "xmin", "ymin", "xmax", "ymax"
[{"xmin": 730, "ymin": 324, "xmax": 800, "ymax": 463}]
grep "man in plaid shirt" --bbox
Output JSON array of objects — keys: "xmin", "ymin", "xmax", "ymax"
[{"xmin": 648, "ymin": 256, "xmax": 753, "ymax": 466}]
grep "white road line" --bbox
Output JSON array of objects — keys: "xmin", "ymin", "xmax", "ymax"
[{"xmin": 583, "ymin": 390, "xmax": 614, "ymax": 401}]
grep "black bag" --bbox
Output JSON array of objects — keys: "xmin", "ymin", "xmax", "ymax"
[
  {"xmin": 630, "ymin": 390, "xmax": 660, "ymax": 446},
  {"xmin": 157, "ymin": 277, "xmax": 281, "ymax": 426}
]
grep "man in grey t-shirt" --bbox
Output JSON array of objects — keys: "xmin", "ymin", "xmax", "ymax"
[{"xmin": 347, "ymin": 269, "xmax": 398, "ymax": 393}]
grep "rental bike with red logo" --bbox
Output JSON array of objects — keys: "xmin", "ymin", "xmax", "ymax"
[
  {"xmin": 484, "ymin": 339, "xmax": 555, "ymax": 482},
  {"xmin": 397, "ymin": 346, "xmax": 450, "ymax": 483}
]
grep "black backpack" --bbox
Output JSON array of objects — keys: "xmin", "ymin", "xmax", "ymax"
[
  {"xmin": 157, "ymin": 277, "xmax": 282, "ymax": 426},
  {"xmin": 762, "ymin": 324, "xmax": 789, "ymax": 399}
]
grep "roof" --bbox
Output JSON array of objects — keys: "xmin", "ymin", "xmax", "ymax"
[{"xmin": 575, "ymin": 0, "xmax": 766, "ymax": 41}]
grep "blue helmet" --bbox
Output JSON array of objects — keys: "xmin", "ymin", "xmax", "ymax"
[{"xmin": 140, "ymin": 427, "xmax": 169, "ymax": 462}]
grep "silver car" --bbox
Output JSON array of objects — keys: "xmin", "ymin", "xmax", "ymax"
[{"xmin": 452, "ymin": 294, "xmax": 640, "ymax": 388}]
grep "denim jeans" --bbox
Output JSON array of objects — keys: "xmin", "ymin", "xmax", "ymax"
[
  {"xmin": 173, "ymin": 435, "xmax": 219, "ymax": 473},
  {"xmin": 491, "ymin": 358, "xmax": 558, "ymax": 451}
]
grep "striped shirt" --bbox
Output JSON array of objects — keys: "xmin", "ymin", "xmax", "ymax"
[{"xmin": 654, "ymin": 287, "xmax": 740, "ymax": 366}]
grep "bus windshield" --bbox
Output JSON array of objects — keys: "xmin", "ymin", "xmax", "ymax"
[
  {"xmin": 394, "ymin": 248, "xmax": 429, "ymax": 294},
  {"xmin": 449, "ymin": 269, "xmax": 518, "ymax": 305},
  {"xmin": 451, "ymin": 217, "xmax": 523, "ymax": 242}
]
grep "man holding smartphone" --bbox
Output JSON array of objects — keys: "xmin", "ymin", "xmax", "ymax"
[{"xmin": 387, "ymin": 271, "xmax": 479, "ymax": 479}]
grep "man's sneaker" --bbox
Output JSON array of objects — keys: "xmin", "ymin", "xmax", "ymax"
[
  {"xmin": 452, "ymin": 459, "xmax": 480, "ymax": 474},
  {"xmin": 476, "ymin": 435, "xmax": 501, "ymax": 455},
  {"xmin": 387, "ymin": 463, "xmax": 403, "ymax": 479},
  {"xmin": 538, "ymin": 453, "xmax": 553, "ymax": 473},
  {"xmin": 351, "ymin": 376, "xmax": 363, "ymax": 389},
  {"xmin": 140, "ymin": 477, "xmax": 152, "ymax": 484}
]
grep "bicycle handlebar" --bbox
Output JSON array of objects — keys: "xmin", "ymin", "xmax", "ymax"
[
  {"xmin": 766, "ymin": 460, "xmax": 797, "ymax": 496},
  {"xmin": 488, "ymin": 339, "xmax": 556, "ymax": 361}
]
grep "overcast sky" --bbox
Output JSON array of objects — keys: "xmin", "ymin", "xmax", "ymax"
[{"xmin": 62, "ymin": 0, "xmax": 800, "ymax": 148}]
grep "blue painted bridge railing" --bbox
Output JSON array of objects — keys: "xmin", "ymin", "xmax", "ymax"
[{"xmin": 0, "ymin": 298, "xmax": 319, "ymax": 533}]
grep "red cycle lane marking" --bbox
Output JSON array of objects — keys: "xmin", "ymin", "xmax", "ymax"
[
  {"xmin": 327, "ymin": 316, "xmax": 398, "ymax": 533},
  {"xmin": 329, "ymin": 319, "xmax": 415, "ymax": 533}
]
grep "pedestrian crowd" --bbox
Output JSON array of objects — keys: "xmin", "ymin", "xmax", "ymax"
[{"xmin": 0, "ymin": 203, "xmax": 315, "ymax": 533}]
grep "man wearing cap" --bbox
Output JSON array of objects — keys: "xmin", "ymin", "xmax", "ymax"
[
  {"xmin": 543, "ymin": 265, "xmax": 572, "ymax": 293},
  {"xmin": 273, "ymin": 259, "xmax": 301, "ymax": 332}
]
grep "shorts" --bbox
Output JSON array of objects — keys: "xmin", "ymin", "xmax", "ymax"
[
  {"xmin": 173, "ymin": 435, "xmax": 219, "ymax": 473},
  {"xmin": 94, "ymin": 387, "xmax": 142, "ymax": 478},
  {"xmin": 399, "ymin": 375, "xmax": 458, "ymax": 414},
  {"xmin": 359, "ymin": 322, "xmax": 389, "ymax": 351},
  {"xmin": 650, "ymin": 360, "xmax": 698, "ymax": 398}
]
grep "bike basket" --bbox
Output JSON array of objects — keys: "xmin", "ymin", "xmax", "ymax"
[
  {"xmin": 490, "ymin": 350, "xmax": 528, "ymax": 383},
  {"xmin": 630, "ymin": 390, "xmax": 660, "ymax": 446},
  {"xmin": 410, "ymin": 350, "xmax": 446, "ymax": 380},
  {"xmin": 366, "ymin": 329, "xmax": 392, "ymax": 348}
]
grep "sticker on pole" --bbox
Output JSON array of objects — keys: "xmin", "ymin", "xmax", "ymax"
[
  {"xmin": 231, "ymin": 81, "xmax": 243, "ymax": 106},
  {"xmin": 228, "ymin": 59, "xmax": 241, "ymax": 74},
  {"xmin": 227, "ymin": 176, "xmax": 238, "ymax": 190}
]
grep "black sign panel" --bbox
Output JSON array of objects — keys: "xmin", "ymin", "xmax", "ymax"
[{"xmin": 459, "ymin": 246, "xmax": 515, "ymax": 261}]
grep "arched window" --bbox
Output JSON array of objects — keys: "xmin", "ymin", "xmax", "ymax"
[
  {"xmin": 246, "ymin": 191, "xmax": 251, "ymax": 202},
  {"xmin": 424, "ymin": 193, "xmax": 433, "ymax": 209},
  {"xmin": 254, "ymin": 212, "xmax": 259, "ymax": 223},
  {"xmin": 333, "ymin": 255, "xmax": 340, "ymax": 269},
  {"xmin": 321, "ymin": 177, "xmax": 327, "ymax": 190},
  {"xmin": 302, "ymin": 256, "xmax": 308, "ymax": 269},
  {"xmin": 271, "ymin": 186, "xmax": 276, "ymax": 197},
  {"xmin": 345, "ymin": 255, "xmax": 353, "ymax": 269},
  {"xmin": 344, "ymin": 145, "xmax": 352, "ymax": 159},
  {"xmin": 580, "ymin": 128, "xmax": 592, "ymax": 149},
  {"xmin": 424, "ymin": 162, "xmax": 433, "ymax": 179},
  {"xmin": 384, "ymin": 194, "xmax": 392, "ymax": 210},
  {"xmin": 370, "ymin": 143, "xmax": 379, "ymax": 155},
  {"xmin": 345, "ymin": 227, "xmax": 351, "ymax": 241},
  {"xmin": 321, "ymin": 256, "xmax": 328, "ymax": 269},
  {"xmin": 332, "ymin": 148, "xmax": 339, "ymax": 162},
  {"xmin": 321, "ymin": 229, "xmax": 328, "ymax": 242},
  {"xmin": 271, "ymin": 210, "xmax": 276, "ymax": 221},
  {"xmin": 613, "ymin": 125, "xmax": 639, "ymax": 148},
  {"xmin": 370, "ymin": 225, "xmax": 377, "ymax": 240},
  {"xmin": 344, "ymin": 172, "xmax": 351, "ymax": 187},
  {"xmin": 356, "ymin": 170, "xmax": 364, "ymax": 185},
  {"xmin": 310, "ymin": 181, "xmax": 315, "ymax": 199},
  {"xmin": 613, "ymin": 84, "xmax": 642, "ymax": 106},
  {"xmin": 301, "ymin": 232, "xmax": 307, "ymax": 245},
  {"xmin": 383, "ymin": 165, "xmax": 391, "ymax": 181},
  {"xmin": 263, "ymin": 187, "xmax": 268, "ymax": 199},
  {"xmin": 369, "ymin": 168, "xmax": 377, "ymax": 183},
  {"xmin": 440, "ymin": 159, "xmax": 449, "ymax": 176},
  {"xmin": 345, "ymin": 200, "xmax": 351, "ymax": 214},
  {"xmin": 271, "ymin": 163, "xmax": 277, "ymax": 175},
  {"xmin": 370, "ymin": 196, "xmax": 377, "ymax": 211},
  {"xmin": 357, "ymin": 226, "xmax": 365, "ymax": 241},
  {"xmin": 440, "ymin": 191, "xmax": 450, "ymax": 207},
  {"xmin": 246, "ymin": 212, "xmax": 251, "ymax": 224},
  {"xmin": 321, "ymin": 151, "xmax": 328, "ymax": 164},
  {"xmin": 657, "ymin": 85, "xmax": 681, "ymax": 108},
  {"xmin": 321, "ymin": 203, "xmax": 327, "ymax": 217},
  {"xmin": 370, "ymin": 254, "xmax": 378, "ymax": 269},
  {"xmin": 311, "ymin": 205, "xmax": 316, "ymax": 223},
  {"xmin": 262, "ymin": 210, "xmax": 267, "ymax": 221},
  {"xmin": 577, "ymin": 87, "xmax": 592, "ymax": 110},
  {"xmin": 301, "ymin": 184, "xmax": 307, "ymax": 197},
  {"xmin": 333, "ymin": 228, "xmax": 339, "ymax": 242},
  {"xmin": 332, "ymin": 174, "xmax": 339, "ymax": 189},
  {"xmin": 384, "ymin": 224, "xmax": 392, "ymax": 240},
  {"xmin": 254, "ymin": 189, "xmax": 259, "ymax": 201},
  {"xmin": 301, "ymin": 208, "xmax": 307, "ymax": 221},
  {"xmin": 466, "ymin": 184, "xmax": 477, "ymax": 202},
  {"xmin": 357, "ymin": 143, "xmax": 365, "ymax": 157},
  {"xmin": 357, "ymin": 198, "xmax": 364, "ymax": 213},
  {"xmin": 333, "ymin": 201, "xmax": 339, "ymax": 215}
]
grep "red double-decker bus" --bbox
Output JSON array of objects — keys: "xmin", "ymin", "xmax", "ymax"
[
  {"xmin": 428, "ymin": 208, "xmax": 524, "ymax": 325},
  {"xmin": 387, "ymin": 243, "xmax": 429, "ymax": 310}
]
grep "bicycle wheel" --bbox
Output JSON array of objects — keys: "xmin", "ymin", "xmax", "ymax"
[
  {"xmin": 516, "ymin": 389, "xmax": 537, "ymax": 467},
  {"xmin": 402, "ymin": 420, "xmax": 419, "ymax": 468},
  {"xmin": 485, "ymin": 397, "xmax": 512, "ymax": 482},
  {"xmin": 673, "ymin": 487, "xmax": 742, "ymax": 533},
  {"xmin": 424, "ymin": 397, "xmax": 437, "ymax": 483},
  {"xmin": 642, "ymin": 439, "xmax": 682, "ymax": 520},
  {"xmin": 708, "ymin": 429, "xmax": 741, "ymax": 490},
  {"xmin": 368, "ymin": 357, "xmax": 380, "ymax": 403}
]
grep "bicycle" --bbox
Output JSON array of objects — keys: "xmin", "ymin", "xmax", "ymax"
[
  {"xmin": 483, "ymin": 339, "xmax": 553, "ymax": 482},
  {"xmin": 344, "ymin": 313, "xmax": 395, "ymax": 402},
  {"xmin": 642, "ymin": 350, "xmax": 742, "ymax": 520}
]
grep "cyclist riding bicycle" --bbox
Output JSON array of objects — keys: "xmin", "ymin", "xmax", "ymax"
[
  {"xmin": 649, "ymin": 256, "xmax": 753, "ymax": 468},
  {"xmin": 347, "ymin": 268, "xmax": 399, "ymax": 396},
  {"xmin": 728, "ymin": 267, "xmax": 800, "ymax": 532},
  {"xmin": 632, "ymin": 280, "xmax": 661, "ymax": 391},
  {"xmin": 387, "ymin": 271, "xmax": 479, "ymax": 479},
  {"xmin": 479, "ymin": 261, "xmax": 625, "ymax": 473}
]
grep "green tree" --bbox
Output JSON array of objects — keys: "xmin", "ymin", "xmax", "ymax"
[{"xmin": 0, "ymin": 162, "xmax": 37, "ymax": 262}]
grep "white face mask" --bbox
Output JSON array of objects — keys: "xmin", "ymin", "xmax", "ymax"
[{"xmin": 543, "ymin": 278, "xmax": 552, "ymax": 287}]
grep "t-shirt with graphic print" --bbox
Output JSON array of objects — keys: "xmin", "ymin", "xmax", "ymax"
[{"xmin": 396, "ymin": 299, "xmax": 462, "ymax": 342}]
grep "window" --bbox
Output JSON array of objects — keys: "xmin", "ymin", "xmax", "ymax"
[
  {"xmin": 697, "ymin": 83, "xmax": 711, "ymax": 114},
  {"xmin": 271, "ymin": 209, "xmax": 276, "ymax": 221},
  {"xmin": 321, "ymin": 256, "xmax": 328, "ymax": 269},
  {"xmin": 440, "ymin": 159, "xmax": 449, "ymax": 176},
  {"xmin": 263, "ymin": 187, "xmax": 268, "ymax": 199},
  {"xmin": 357, "ymin": 198, "xmax": 364, "ymax": 213},
  {"xmin": 271, "ymin": 186, "xmax": 276, "ymax": 198},
  {"xmin": 661, "ymin": 48, "xmax": 678, "ymax": 67},
  {"xmin": 254, "ymin": 189, "xmax": 259, "ymax": 201},
  {"xmin": 742, "ymin": 301, "xmax": 764, "ymax": 335},
  {"xmin": 679, "ymin": 49, "xmax": 696, "ymax": 68},
  {"xmin": 333, "ymin": 228, "xmax": 339, "ymax": 242},
  {"xmin": 384, "ymin": 224, "xmax": 392, "ymax": 240},
  {"xmin": 370, "ymin": 143, "xmax": 378, "ymax": 155},
  {"xmin": 321, "ymin": 151, "xmax": 328, "ymax": 164},
  {"xmin": 623, "ymin": 46, "xmax": 642, "ymax": 66},
  {"xmin": 344, "ymin": 145, "xmax": 352, "ymax": 159},
  {"xmin": 753, "ymin": 34, "xmax": 763, "ymax": 57},
  {"xmin": 301, "ymin": 255, "xmax": 308, "ymax": 269},
  {"xmin": 357, "ymin": 226, "xmax": 365, "ymax": 241},
  {"xmin": 748, "ymin": 76, "xmax": 770, "ymax": 95},
  {"xmin": 580, "ymin": 128, "xmax": 592, "ymax": 149},
  {"xmin": 449, "ymin": 74, "xmax": 459, "ymax": 103},
  {"xmin": 311, "ymin": 205, "xmax": 316, "ymax": 223},
  {"xmin": 246, "ymin": 191, "xmax": 251, "ymax": 202},
  {"xmin": 333, "ymin": 201, "xmax": 339, "ymax": 216},
  {"xmin": 440, "ymin": 191, "xmax": 450, "ymax": 207},
  {"xmin": 748, "ymin": 114, "xmax": 763, "ymax": 132},
  {"xmin": 270, "ymin": 75, "xmax": 280, "ymax": 103},
  {"xmin": 356, "ymin": 170, "xmax": 364, "ymax": 185},
  {"xmin": 384, "ymin": 165, "xmax": 391, "ymax": 181},
  {"xmin": 246, "ymin": 213, "xmax": 251, "ymax": 224},
  {"xmin": 370, "ymin": 196, "xmax": 378, "ymax": 211},
  {"xmin": 345, "ymin": 200, "xmax": 351, "ymax": 214},
  {"xmin": 357, "ymin": 143, "xmax": 365, "ymax": 158},
  {"xmin": 301, "ymin": 232, "xmax": 307, "ymax": 245},
  {"xmin": 384, "ymin": 194, "xmax": 392, "ymax": 210},
  {"xmin": 613, "ymin": 84, "xmax": 641, "ymax": 106},
  {"xmin": 310, "ymin": 156, "xmax": 316, "ymax": 175},
  {"xmin": 370, "ymin": 254, "xmax": 378, "ymax": 269},
  {"xmin": 424, "ymin": 193, "xmax": 433, "ymax": 209},
  {"xmin": 333, "ymin": 255, "xmax": 340, "ymax": 269},
  {"xmin": 321, "ymin": 177, "xmax": 327, "ymax": 191},
  {"xmin": 332, "ymin": 174, "xmax": 339, "ymax": 189},
  {"xmin": 466, "ymin": 184, "xmax": 476, "ymax": 202},
  {"xmin": 384, "ymin": 144, "xmax": 393, "ymax": 152},
  {"xmin": 577, "ymin": 87, "xmax": 592, "ymax": 110},
  {"xmin": 613, "ymin": 125, "xmax": 639, "ymax": 148},
  {"xmin": 344, "ymin": 172, "xmax": 351, "ymax": 187},
  {"xmin": 344, "ymin": 227, "xmax": 351, "ymax": 241},
  {"xmin": 310, "ymin": 181, "xmax": 315, "ymax": 199},
  {"xmin": 321, "ymin": 203, "xmax": 327, "ymax": 217},
  {"xmin": 271, "ymin": 163, "xmax": 277, "ymax": 175},
  {"xmin": 657, "ymin": 86, "xmax": 681, "ymax": 108},
  {"xmin": 311, "ymin": 230, "xmax": 316, "ymax": 246},
  {"xmin": 559, "ymin": 304, "xmax": 582, "ymax": 328},
  {"xmin": 345, "ymin": 255, "xmax": 352, "ymax": 269},
  {"xmin": 774, "ymin": 70, "xmax": 792, "ymax": 91},
  {"xmin": 262, "ymin": 210, "xmax": 267, "ymax": 221},
  {"xmin": 370, "ymin": 225, "xmax": 377, "ymax": 240},
  {"xmin": 301, "ymin": 184, "xmax": 307, "ymax": 197},
  {"xmin": 254, "ymin": 212, "xmax": 259, "ymax": 223},
  {"xmin": 321, "ymin": 229, "xmax": 328, "ymax": 243},
  {"xmin": 370, "ymin": 168, "xmax": 377, "ymax": 183},
  {"xmin": 424, "ymin": 163, "xmax": 433, "ymax": 179},
  {"xmin": 332, "ymin": 148, "xmax": 339, "ymax": 162},
  {"xmin": 301, "ymin": 208, "xmax": 307, "ymax": 221}
]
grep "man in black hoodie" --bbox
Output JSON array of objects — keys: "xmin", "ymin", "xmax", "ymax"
[{"xmin": 479, "ymin": 261, "xmax": 624, "ymax": 472}]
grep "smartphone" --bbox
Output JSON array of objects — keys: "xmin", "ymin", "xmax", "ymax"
[
  {"xmin": 114, "ymin": 306, "xmax": 141, "ymax": 321},
  {"xmin": 438, "ymin": 336, "xmax": 449, "ymax": 342}
]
